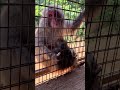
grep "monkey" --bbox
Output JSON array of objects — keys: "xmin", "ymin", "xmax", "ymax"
[
  {"xmin": 35, "ymin": 5, "xmax": 85, "ymax": 72},
  {"xmin": 35, "ymin": 0, "xmax": 105, "ymax": 72},
  {"xmin": 86, "ymin": 52, "xmax": 102, "ymax": 90},
  {"xmin": 52, "ymin": 39, "xmax": 77, "ymax": 69},
  {"xmin": 0, "ymin": 0, "xmax": 35, "ymax": 90}
]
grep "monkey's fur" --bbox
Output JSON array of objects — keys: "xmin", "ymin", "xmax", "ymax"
[
  {"xmin": 86, "ymin": 52, "xmax": 102, "ymax": 90},
  {"xmin": 35, "ymin": 5, "xmax": 84, "ymax": 71},
  {"xmin": 53, "ymin": 39, "xmax": 76, "ymax": 69}
]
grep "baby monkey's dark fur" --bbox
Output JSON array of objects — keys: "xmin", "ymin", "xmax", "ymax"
[{"xmin": 53, "ymin": 39, "xmax": 76, "ymax": 69}]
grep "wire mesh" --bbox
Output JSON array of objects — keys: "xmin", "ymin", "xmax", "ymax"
[
  {"xmin": 86, "ymin": 0, "xmax": 120, "ymax": 89},
  {"xmin": 35, "ymin": 0, "xmax": 85, "ymax": 86},
  {"xmin": 1, "ymin": 0, "xmax": 119, "ymax": 89},
  {"xmin": 0, "ymin": 0, "xmax": 35, "ymax": 90}
]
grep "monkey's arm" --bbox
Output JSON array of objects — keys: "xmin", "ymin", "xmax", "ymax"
[
  {"xmin": 62, "ymin": 9, "xmax": 85, "ymax": 36},
  {"xmin": 71, "ymin": 9, "xmax": 85, "ymax": 31},
  {"xmin": 63, "ymin": 0, "xmax": 105, "ymax": 35},
  {"xmin": 35, "ymin": 27, "xmax": 58, "ymax": 61}
]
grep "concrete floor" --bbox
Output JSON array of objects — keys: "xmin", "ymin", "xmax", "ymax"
[{"xmin": 36, "ymin": 65, "xmax": 85, "ymax": 90}]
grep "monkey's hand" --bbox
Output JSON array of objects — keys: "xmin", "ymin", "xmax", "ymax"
[
  {"xmin": 51, "ymin": 53, "xmax": 59, "ymax": 62},
  {"xmin": 49, "ymin": 53, "xmax": 59, "ymax": 65}
]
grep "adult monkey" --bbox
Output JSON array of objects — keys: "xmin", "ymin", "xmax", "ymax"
[
  {"xmin": 35, "ymin": 0, "xmax": 106, "ymax": 74},
  {"xmin": 0, "ymin": 0, "xmax": 35, "ymax": 90},
  {"xmin": 35, "ymin": 5, "xmax": 85, "ymax": 71}
]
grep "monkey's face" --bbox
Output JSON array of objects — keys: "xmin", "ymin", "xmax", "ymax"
[{"xmin": 48, "ymin": 9, "xmax": 64, "ymax": 28}]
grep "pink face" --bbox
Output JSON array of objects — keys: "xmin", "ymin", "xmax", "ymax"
[{"xmin": 48, "ymin": 10, "xmax": 63, "ymax": 28}]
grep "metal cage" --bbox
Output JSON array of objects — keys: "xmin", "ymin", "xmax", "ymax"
[
  {"xmin": 0, "ymin": 0, "xmax": 35, "ymax": 90},
  {"xmin": 1, "ymin": 0, "xmax": 120, "ymax": 90},
  {"xmin": 86, "ymin": 0, "xmax": 120, "ymax": 89},
  {"xmin": 35, "ymin": 0, "xmax": 85, "ymax": 86}
]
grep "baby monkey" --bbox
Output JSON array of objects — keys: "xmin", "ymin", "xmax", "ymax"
[{"xmin": 53, "ymin": 39, "xmax": 77, "ymax": 69}]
